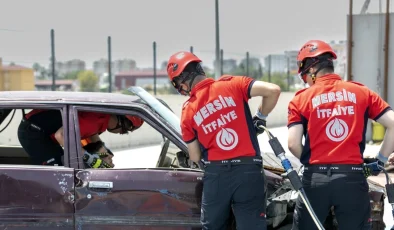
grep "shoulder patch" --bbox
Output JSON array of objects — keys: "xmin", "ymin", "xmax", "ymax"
[
  {"xmin": 295, "ymin": 88, "xmax": 308, "ymax": 96},
  {"xmin": 348, "ymin": 81, "xmax": 365, "ymax": 87}
]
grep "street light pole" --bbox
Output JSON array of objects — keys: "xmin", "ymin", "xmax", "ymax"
[
  {"xmin": 153, "ymin": 41, "xmax": 157, "ymax": 95},
  {"xmin": 246, "ymin": 51, "xmax": 249, "ymax": 77},
  {"xmin": 220, "ymin": 49, "xmax": 223, "ymax": 76},
  {"xmin": 107, "ymin": 36, "xmax": 112, "ymax": 93},
  {"xmin": 50, "ymin": 29, "xmax": 56, "ymax": 91},
  {"xmin": 214, "ymin": 0, "xmax": 221, "ymax": 79},
  {"xmin": 287, "ymin": 56, "xmax": 290, "ymax": 91}
]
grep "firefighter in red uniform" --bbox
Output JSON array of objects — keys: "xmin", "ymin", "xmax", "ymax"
[
  {"xmin": 166, "ymin": 51, "xmax": 281, "ymax": 230},
  {"xmin": 18, "ymin": 109, "xmax": 144, "ymax": 168},
  {"xmin": 287, "ymin": 40, "xmax": 394, "ymax": 229}
]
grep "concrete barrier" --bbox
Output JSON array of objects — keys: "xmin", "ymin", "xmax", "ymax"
[
  {"xmin": 0, "ymin": 92, "xmax": 296, "ymax": 150},
  {"xmin": 154, "ymin": 92, "xmax": 296, "ymax": 128}
]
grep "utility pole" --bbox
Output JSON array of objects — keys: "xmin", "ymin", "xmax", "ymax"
[
  {"xmin": 107, "ymin": 36, "xmax": 112, "ymax": 93},
  {"xmin": 246, "ymin": 51, "xmax": 250, "ymax": 77},
  {"xmin": 287, "ymin": 56, "xmax": 290, "ymax": 91},
  {"xmin": 220, "ymin": 49, "xmax": 223, "ymax": 75},
  {"xmin": 268, "ymin": 55, "xmax": 271, "ymax": 83},
  {"xmin": 190, "ymin": 46, "xmax": 194, "ymax": 53},
  {"xmin": 214, "ymin": 0, "xmax": 220, "ymax": 79},
  {"xmin": 347, "ymin": 0, "xmax": 353, "ymax": 81},
  {"xmin": 258, "ymin": 63, "xmax": 263, "ymax": 79},
  {"xmin": 50, "ymin": 29, "xmax": 56, "ymax": 91},
  {"xmin": 383, "ymin": 0, "xmax": 390, "ymax": 101},
  {"xmin": 153, "ymin": 41, "xmax": 157, "ymax": 95}
]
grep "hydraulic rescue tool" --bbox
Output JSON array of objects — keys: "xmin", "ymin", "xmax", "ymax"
[
  {"xmin": 256, "ymin": 124, "xmax": 326, "ymax": 230},
  {"xmin": 364, "ymin": 160, "xmax": 394, "ymax": 229}
]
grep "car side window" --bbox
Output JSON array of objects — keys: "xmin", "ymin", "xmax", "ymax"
[
  {"xmin": 0, "ymin": 107, "xmax": 68, "ymax": 166},
  {"xmin": 73, "ymin": 108, "xmax": 186, "ymax": 169}
]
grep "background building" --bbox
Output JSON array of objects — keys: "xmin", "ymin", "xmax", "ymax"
[
  {"xmin": 115, "ymin": 70, "xmax": 169, "ymax": 91},
  {"xmin": 264, "ymin": 54, "xmax": 287, "ymax": 73},
  {"xmin": 48, "ymin": 59, "xmax": 86, "ymax": 76},
  {"xmin": 93, "ymin": 58, "xmax": 109, "ymax": 76},
  {"xmin": 284, "ymin": 50, "xmax": 299, "ymax": 75},
  {"xmin": 113, "ymin": 59, "xmax": 137, "ymax": 73},
  {"xmin": 0, "ymin": 58, "xmax": 34, "ymax": 91},
  {"xmin": 329, "ymin": 40, "xmax": 347, "ymax": 78},
  {"xmin": 93, "ymin": 58, "xmax": 137, "ymax": 77}
]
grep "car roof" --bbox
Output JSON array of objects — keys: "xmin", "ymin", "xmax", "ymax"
[{"xmin": 0, "ymin": 91, "xmax": 141, "ymax": 105}]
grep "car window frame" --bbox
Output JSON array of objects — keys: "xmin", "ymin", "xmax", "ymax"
[
  {"xmin": 70, "ymin": 103, "xmax": 187, "ymax": 169},
  {"xmin": 0, "ymin": 102, "xmax": 70, "ymax": 167},
  {"xmin": 133, "ymin": 100, "xmax": 186, "ymax": 147}
]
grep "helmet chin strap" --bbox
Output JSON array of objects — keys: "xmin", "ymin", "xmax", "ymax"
[
  {"xmin": 177, "ymin": 73, "xmax": 198, "ymax": 96},
  {"xmin": 306, "ymin": 64, "xmax": 325, "ymax": 86}
]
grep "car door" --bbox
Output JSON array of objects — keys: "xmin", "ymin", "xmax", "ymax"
[
  {"xmin": 0, "ymin": 105, "xmax": 75, "ymax": 229},
  {"xmin": 71, "ymin": 105, "xmax": 203, "ymax": 230}
]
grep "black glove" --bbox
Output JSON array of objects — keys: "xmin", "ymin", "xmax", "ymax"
[
  {"xmin": 83, "ymin": 151, "xmax": 113, "ymax": 168},
  {"xmin": 83, "ymin": 141, "xmax": 104, "ymax": 153},
  {"xmin": 363, "ymin": 158, "xmax": 384, "ymax": 177},
  {"xmin": 253, "ymin": 115, "xmax": 267, "ymax": 135},
  {"xmin": 105, "ymin": 146, "xmax": 114, "ymax": 156},
  {"xmin": 83, "ymin": 141, "xmax": 114, "ymax": 157}
]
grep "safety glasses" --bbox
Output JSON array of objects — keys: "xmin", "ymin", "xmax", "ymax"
[
  {"xmin": 172, "ymin": 74, "xmax": 192, "ymax": 96},
  {"xmin": 297, "ymin": 60, "xmax": 304, "ymax": 70},
  {"xmin": 296, "ymin": 60, "xmax": 307, "ymax": 83},
  {"xmin": 171, "ymin": 80, "xmax": 186, "ymax": 96}
]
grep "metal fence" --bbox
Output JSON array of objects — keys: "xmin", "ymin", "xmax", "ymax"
[{"xmin": 1, "ymin": 28, "xmax": 299, "ymax": 95}]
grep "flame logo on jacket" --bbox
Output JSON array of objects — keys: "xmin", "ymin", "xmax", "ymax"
[
  {"xmin": 330, "ymin": 118, "xmax": 344, "ymax": 137},
  {"xmin": 326, "ymin": 118, "xmax": 349, "ymax": 142},
  {"xmin": 216, "ymin": 128, "xmax": 238, "ymax": 150}
]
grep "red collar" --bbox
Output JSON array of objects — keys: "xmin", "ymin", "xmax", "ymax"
[{"xmin": 190, "ymin": 78, "xmax": 215, "ymax": 96}]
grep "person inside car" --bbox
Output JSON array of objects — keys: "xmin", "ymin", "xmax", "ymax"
[{"xmin": 17, "ymin": 109, "xmax": 144, "ymax": 168}]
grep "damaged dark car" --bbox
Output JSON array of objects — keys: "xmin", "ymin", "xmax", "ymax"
[{"xmin": 0, "ymin": 87, "xmax": 386, "ymax": 229}]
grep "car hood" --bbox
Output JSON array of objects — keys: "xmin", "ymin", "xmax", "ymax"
[{"xmin": 128, "ymin": 86, "xmax": 181, "ymax": 133}]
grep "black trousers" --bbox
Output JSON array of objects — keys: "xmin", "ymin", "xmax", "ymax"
[
  {"xmin": 17, "ymin": 120, "xmax": 64, "ymax": 166},
  {"xmin": 292, "ymin": 170, "xmax": 372, "ymax": 230},
  {"xmin": 201, "ymin": 163, "xmax": 267, "ymax": 230}
]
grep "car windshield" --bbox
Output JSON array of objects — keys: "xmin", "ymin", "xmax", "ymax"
[{"xmin": 127, "ymin": 86, "xmax": 181, "ymax": 134}]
